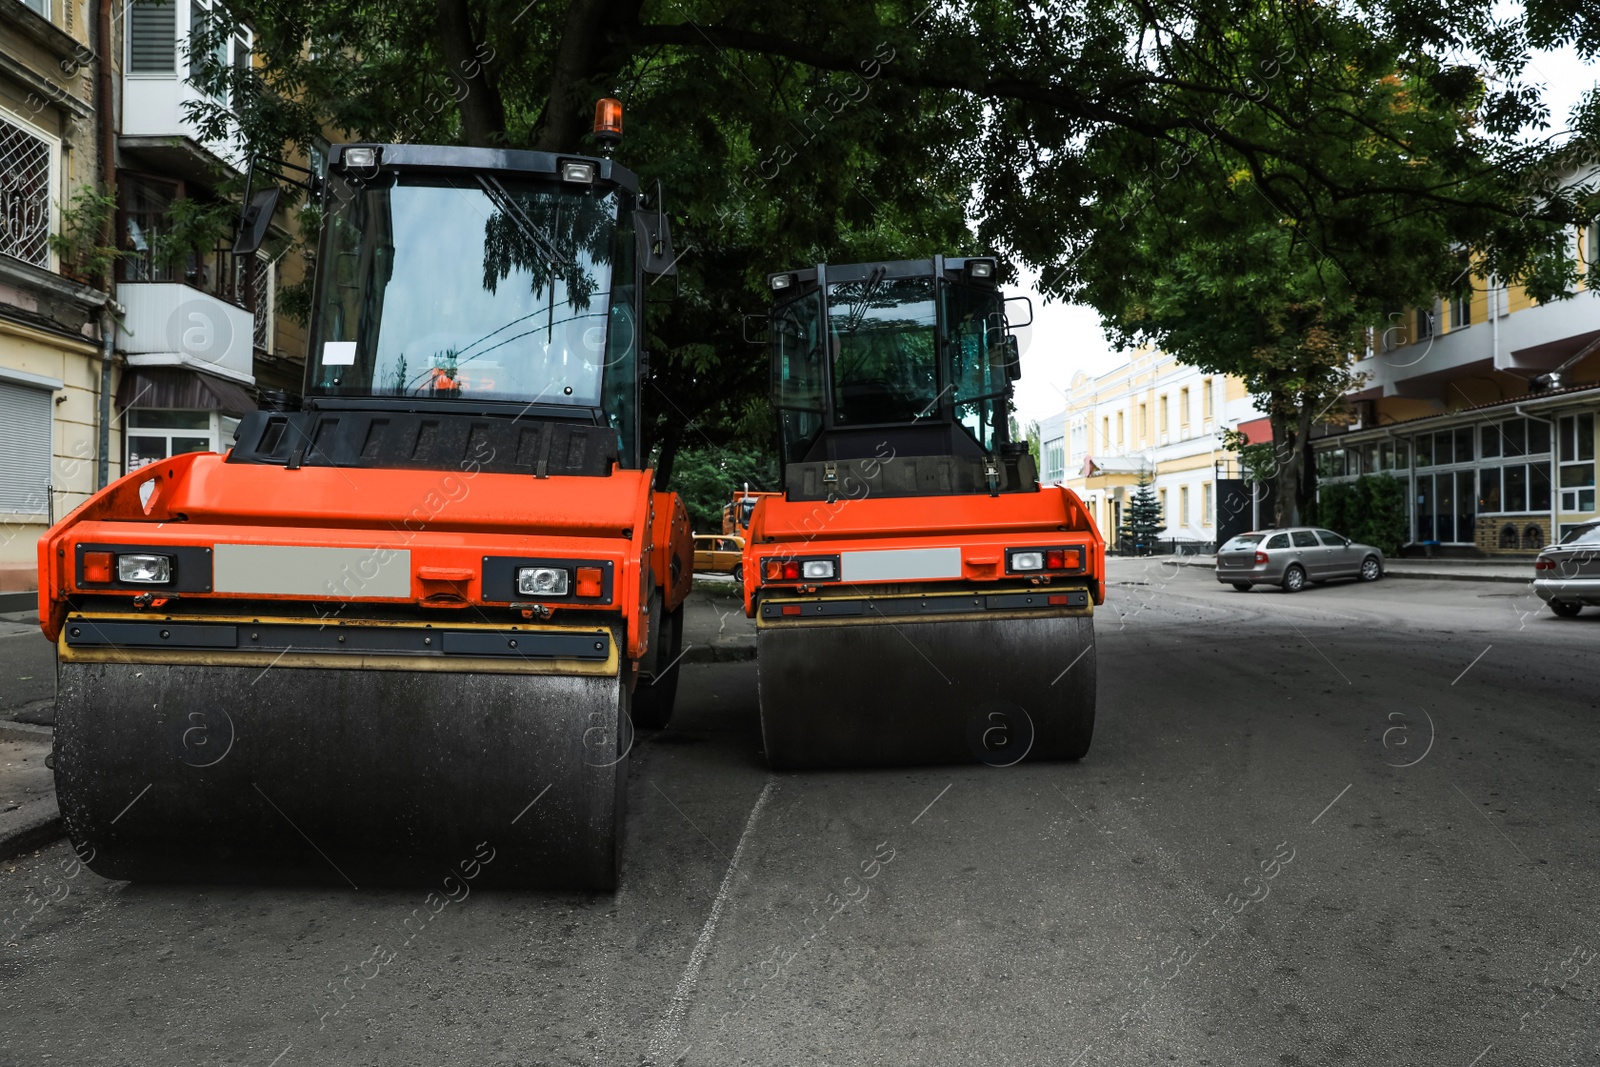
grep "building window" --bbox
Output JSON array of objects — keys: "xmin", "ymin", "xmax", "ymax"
[
  {"xmin": 1449, "ymin": 293, "xmax": 1471, "ymax": 330},
  {"xmin": 1159, "ymin": 487, "xmax": 1167, "ymax": 522},
  {"xmin": 1416, "ymin": 306, "xmax": 1434, "ymax": 339},
  {"xmin": 1202, "ymin": 379, "xmax": 1214, "ymax": 420},
  {"xmin": 250, "ymin": 254, "xmax": 273, "ymax": 350},
  {"xmin": 1042, "ymin": 437, "xmax": 1065, "ymax": 484},
  {"xmin": 1179, "ymin": 485, "xmax": 1189, "ymax": 525},
  {"xmin": 1138, "ymin": 403, "xmax": 1148, "ymax": 441},
  {"xmin": 0, "ymin": 115, "xmax": 53, "ymax": 269},
  {"xmin": 1203, "ymin": 481, "xmax": 1214, "ymax": 524},
  {"xmin": 1159, "ymin": 394, "xmax": 1168, "ymax": 434},
  {"xmin": 1179, "ymin": 387, "xmax": 1190, "ymax": 432},
  {"xmin": 1101, "ymin": 417, "xmax": 1109, "ymax": 451},
  {"xmin": 1559, "ymin": 413, "xmax": 1596, "ymax": 513},
  {"xmin": 125, "ymin": 409, "xmax": 220, "ymax": 471},
  {"xmin": 0, "ymin": 379, "xmax": 53, "ymax": 515},
  {"xmin": 129, "ymin": 0, "xmax": 178, "ymax": 72},
  {"xmin": 1116, "ymin": 411, "xmax": 1124, "ymax": 447},
  {"xmin": 20, "ymin": 0, "xmax": 49, "ymax": 18}
]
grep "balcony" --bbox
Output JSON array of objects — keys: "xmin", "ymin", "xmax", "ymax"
[
  {"xmin": 120, "ymin": 0, "xmax": 251, "ymax": 179},
  {"xmin": 118, "ymin": 282, "xmax": 255, "ymax": 384}
]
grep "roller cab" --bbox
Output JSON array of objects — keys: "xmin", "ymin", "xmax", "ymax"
[
  {"xmin": 38, "ymin": 141, "xmax": 689, "ymax": 889},
  {"xmin": 746, "ymin": 258, "xmax": 1106, "ymax": 768}
]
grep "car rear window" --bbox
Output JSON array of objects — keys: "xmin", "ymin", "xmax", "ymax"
[
  {"xmin": 1291, "ymin": 531, "xmax": 1319, "ymax": 547},
  {"xmin": 1225, "ymin": 534, "xmax": 1265, "ymax": 547},
  {"xmin": 1559, "ymin": 524, "xmax": 1600, "ymax": 546},
  {"xmin": 1264, "ymin": 533, "xmax": 1290, "ymax": 549}
]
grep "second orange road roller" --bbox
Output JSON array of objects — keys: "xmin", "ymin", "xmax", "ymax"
[
  {"xmin": 743, "ymin": 257, "xmax": 1106, "ymax": 768},
  {"xmin": 38, "ymin": 128, "xmax": 691, "ymax": 888}
]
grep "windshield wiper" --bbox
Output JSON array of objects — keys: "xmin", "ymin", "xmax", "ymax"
[
  {"xmin": 475, "ymin": 175, "xmax": 571, "ymax": 270},
  {"xmin": 839, "ymin": 266, "xmax": 887, "ymax": 334}
]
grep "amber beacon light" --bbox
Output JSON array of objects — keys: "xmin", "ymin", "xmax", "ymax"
[{"xmin": 593, "ymin": 97, "xmax": 624, "ymax": 148}]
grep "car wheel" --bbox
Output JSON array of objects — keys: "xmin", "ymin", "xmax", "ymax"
[
  {"xmin": 1281, "ymin": 564, "xmax": 1306, "ymax": 593},
  {"xmin": 1359, "ymin": 556, "xmax": 1382, "ymax": 582},
  {"xmin": 1550, "ymin": 600, "xmax": 1583, "ymax": 618},
  {"xmin": 1231, "ymin": 582, "xmax": 1252, "ymax": 591},
  {"xmin": 732, "ymin": 563, "xmax": 744, "ymax": 584}
]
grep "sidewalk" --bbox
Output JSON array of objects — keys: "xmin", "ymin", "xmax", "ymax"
[{"xmin": 1168, "ymin": 555, "xmax": 1533, "ymax": 583}]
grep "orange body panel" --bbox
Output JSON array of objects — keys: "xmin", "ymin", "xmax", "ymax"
[
  {"xmin": 741, "ymin": 486, "xmax": 1106, "ymax": 616},
  {"xmin": 649, "ymin": 490, "xmax": 693, "ymax": 611},
  {"xmin": 38, "ymin": 451, "xmax": 676, "ymax": 662}
]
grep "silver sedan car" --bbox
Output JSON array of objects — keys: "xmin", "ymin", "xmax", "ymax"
[
  {"xmin": 1216, "ymin": 527, "xmax": 1385, "ymax": 592},
  {"xmin": 1533, "ymin": 519, "xmax": 1600, "ymax": 617}
]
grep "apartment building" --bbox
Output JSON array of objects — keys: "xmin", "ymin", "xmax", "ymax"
[
  {"xmin": 1037, "ymin": 350, "xmax": 1266, "ymax": 547},
  {"xmin": 0, "ymin": 0, "xmax": 300, "ymax": 594},
  {"xmin": 0, "ymin": 0, "xmax": 113, "ymax": 594},
  {"xmin": 1313, "ymin": 222, "xmax": 1600, "ymax": 555}
]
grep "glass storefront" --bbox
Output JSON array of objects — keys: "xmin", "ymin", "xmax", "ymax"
[{"xmin": 125, "ymin": 409, "xmax": 242, "ymax": 471}]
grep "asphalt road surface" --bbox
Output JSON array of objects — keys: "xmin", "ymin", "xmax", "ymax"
[{"xmin": 2, "ymin": 561, "xmax": 1596, "ymax": 1066}]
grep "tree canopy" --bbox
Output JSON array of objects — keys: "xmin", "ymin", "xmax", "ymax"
[{"xmin": 189, "ymin": 0, "xmax": 1600, "ymax": 490}]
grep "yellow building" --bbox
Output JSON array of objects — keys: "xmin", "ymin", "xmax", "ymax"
[
  {"xmin": 1314, "ymin": 224, "xmax": 1600, "ymax": 554},
  {"xmin": 1038, "ymin": 349, "xmax": 1266, "ymax": 547}
]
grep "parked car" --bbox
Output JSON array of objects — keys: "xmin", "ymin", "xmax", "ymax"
[
  {"xmin": 1215, "ymin": 528, "xmax": 1385, "ymax": 592},
  {"xmin": 1533, "ymin": 519, "xmax": 1600, "ymax": 617},
  {"xmin": 693, "ymin": 534, "xmax": 746, "ymax": 581}
]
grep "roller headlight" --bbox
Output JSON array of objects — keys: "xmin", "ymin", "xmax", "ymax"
[
  {"xmin": 117, "ymin": 553, "xmax": 173, "ymax": 583},
  {"xmin": 517, "ymin": 567, "xmax": 570, "ymax": 596}
]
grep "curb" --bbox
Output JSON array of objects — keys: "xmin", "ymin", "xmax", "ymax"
[
  {"xmin": 0, "ymin": 797, "xmax": 61, "ymax": 864},
  {"xmin": 1176, "ymin": 558, "xmax": 1530, "ymax": 585},
  {"xmin": 0, "ymin": 592, "xmax": 36, "ymax": 614},
  {"xmin": 681, "ymin": 640, "xmax": 756, "ymax": 664},
  {"xmin": 0, "ymin": 721, "xmax": 52, "ymax": 744}
]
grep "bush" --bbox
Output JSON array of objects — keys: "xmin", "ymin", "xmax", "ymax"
[{"xmin": 1317, "ymin": 474, "xmax": 1407, "ymax": 554}]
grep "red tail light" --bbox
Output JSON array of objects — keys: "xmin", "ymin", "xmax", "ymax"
[
  {"xmin": 1534, "ymin": 559, "xmax": 1556, "ymax": 572},
  {"xmin": 783, "ymin": 561, "xmax": 801, "ymax": 580},
  {"xmin": 1045, "ymin": 549, "xmax": 1067, "ymax": 569},
  {"xmin": 1254, "ymin": 551, "xmax": 1269, "ymax": 564}
]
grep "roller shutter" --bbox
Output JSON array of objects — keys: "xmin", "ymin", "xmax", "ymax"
[{"xmin": 0, "ymin": 380, "xmax": 52, "ymax": 514}]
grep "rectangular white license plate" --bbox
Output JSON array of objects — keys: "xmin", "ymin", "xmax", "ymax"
[
  {"xmin": 840, "ymin": 547, "xmax": 963, "ymax": 582},
  {"xmin": 213, "ymin": 544, "xmax": 412, "ymax": 598}
]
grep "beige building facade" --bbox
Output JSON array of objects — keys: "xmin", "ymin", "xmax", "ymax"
[{"xmin": 1037, "ymin": 350, "xmax": 1267, "ymax": 548}]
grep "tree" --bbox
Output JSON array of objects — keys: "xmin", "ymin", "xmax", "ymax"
[
  {"xmin": 662, "ymin": 444, "xmax": 778, "ymax": 533},
  {"xmin": 1318, "ymin": 474, "xmax": 1408, "ymax": 554},
  {"xmin": 1119, "ymin": 474, "xmax": 1164, "ymax": 555},
  {"xmin": 185, "ymin": 0, "xmax": 1597, "ymax": 486}
]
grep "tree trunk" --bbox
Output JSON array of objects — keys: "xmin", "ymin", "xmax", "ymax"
[
  {"xmin": 1294, "ymin": 403, "xmax": 1317, "ymax": 525},
  {"xmin": 533, "ymin": 0, "xmax": 644, "ymax": 153},
  {"xmin": 434, "ymin": 0, "xmax": 507, "ymax": 146},
  {"xmin": 1269, "ymin": 408, "xmax": 1296, "ymax": 527}
]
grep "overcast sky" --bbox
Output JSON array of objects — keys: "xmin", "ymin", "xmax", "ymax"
[{"xmin": 1007, "ymin": 34, "xmax": 1600, "ymax": 433}]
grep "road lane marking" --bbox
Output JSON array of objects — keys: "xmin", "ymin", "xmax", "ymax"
[
  {"xmin": 1311, "ymin": 783, "xmax": 1352, "ymax": 825},
  {"xmin": 646, "ymin": 778, "xmax": 775, "ymax": 1065},
  {"xmin": 1451, "ymin": 644, "xmax": 1492, "ymax": 685},
  {"xmin": 267, "ymin": 1045, "xmax": 293, "ymax": 1067},
  {"xmin": 1466, "ymin": 1044, "xmax": 1493, "ymax": 1066},
  {"xmin": 912, "ymin": 783, "xmax": 952, "ymax": 825}
]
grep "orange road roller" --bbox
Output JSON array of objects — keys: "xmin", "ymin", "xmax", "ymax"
[
  {"xmin": 37, "ymin": 138, "xmax": 689, "ymax": 888},
  {"xmin": 743, "ymin": 257, "xmax": 1106, "ymax": 768}
]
